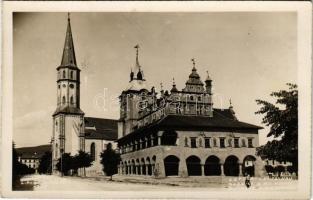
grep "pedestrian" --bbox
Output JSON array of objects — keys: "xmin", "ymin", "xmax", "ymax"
[{"xmin": 245, "ymin": 173, "xmax": 251, "ymax": 188}]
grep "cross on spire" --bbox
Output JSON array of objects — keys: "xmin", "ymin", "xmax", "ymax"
[
  {"xmin": 191, "ymin": 58, "xmax": 196, "ymax": 69},
  {"xmin": 229, "ymin": 98, "xmax": 233, "ymax": 108},
  {"xmin": 134, "ymin": 44, "xmax": 140, "ymax": 67}
]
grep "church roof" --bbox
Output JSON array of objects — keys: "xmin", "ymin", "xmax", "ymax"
[
  {"xmin": 124, "ymin": 79, "xmax": 149, "ymax": 92},
  {"xmin": 84, "ymin": 117, "xmax": 118, "ymax": 140},
  {"xmin": 53, "ymin": 106, "xmax": 84, "ymax": 116},
  {"xmin": 117, "ymin": 108, "xmax": 262, "ymax": 142},
  {"xmin": 59, "ymin": 14, "xmax": 77, "ymax": 68}
]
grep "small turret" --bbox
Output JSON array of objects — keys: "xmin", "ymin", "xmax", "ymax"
[
  {"xmin": 130, "ymin": 68, "xmax": 134, "ymax": 82},
  {"xmin": 205, "ymin": 71, "xmax": 212, "ymax": 95},
  {"xmin": 170, "ymin": 78, "xmax": 178, "ymax": 93},
  {"xmin": 229, "ymin": 99, "xmax": 237, "ymax": 120}
]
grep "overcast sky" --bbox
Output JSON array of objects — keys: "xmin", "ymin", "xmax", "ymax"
[{"xmin": 13, "ymin": 12, "xmax": 297, "ymax": 147}]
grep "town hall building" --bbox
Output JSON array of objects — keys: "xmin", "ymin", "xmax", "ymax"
[{"xmin": 116, "ymin": 48, "xmax": 265, "ymax": 177}]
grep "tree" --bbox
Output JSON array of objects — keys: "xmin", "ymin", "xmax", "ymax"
[
  {"xmin": 100, "ymin": 143, "xmax": 121, "ymax": 180},
  {"xmin": 56, "ymin": 153, "xmax": 73, "ymax": 176},
  {"xmin": 256, "ymin": 83, "xmax": 298, "ymax": 174},
  {"xmin": 72, "ymin": 151, "xmax": 93, "ymax": 176},
  {"xmin": 38, "ymin": 151, "xmax": 52, "ymax": 174}
]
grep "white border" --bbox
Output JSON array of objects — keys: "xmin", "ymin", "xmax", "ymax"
[{"xmin": 2, "ymin": 1, "xmax": 312, "ymax": 199}]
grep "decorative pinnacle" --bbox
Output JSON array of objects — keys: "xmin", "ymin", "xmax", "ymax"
[
  {"xmin": 229, "ymin": 99, "xmax": 233, "ymax": 108},
  {"xmin": 191, "ymin": 58, "xmax": 196, "ymax": 69},
  {"xmin": 172, "ymin": 78, "xmax": 176, "ymax": 85},
  {"xmin": 160, "ymin": 82, "xmax": 163, "ymax": 91},
  {"xmin": 134, "ymin": 44, "xmax": 140, "ymax": 67}
]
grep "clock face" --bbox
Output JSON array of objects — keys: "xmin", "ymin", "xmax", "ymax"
[
  {"xmin": 69, "ymin": 84, "xmax": 74, "ymax": 89},
  {"xmin": 62, "ymin": 84, "xmax": 66, "ymax": 88}
]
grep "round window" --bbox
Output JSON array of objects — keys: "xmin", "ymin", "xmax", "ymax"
[
  {"xmin": 62, "ymin": 84, "xmax": 66, "ymax": 88},
  {"xmin": 69, "ymin": 84, "xmax": 74, "ymax": 89}
]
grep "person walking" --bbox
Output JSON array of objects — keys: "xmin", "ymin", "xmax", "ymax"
[{"xmin": 245, "ymin": 173, "xmax": 251, "ymax": 188}]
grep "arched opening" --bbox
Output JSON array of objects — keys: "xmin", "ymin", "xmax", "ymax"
[
  {"xmin": 205, "ymin": 156, "xmax": 221, "ymax": 176},
  {"xmin": 70, "ymin": 71, "xmax": 73, "ymax": 79},
  {"xmin": 243, "ymin": 155, "xmax": 256, "ymax": 176},
  {"xmin": 224, "ymin": 155, "xmax": 239, "ymax": 176},
  {"xmin": 164, "ymin": 155, "xmax": 180, "ymax": 176},
  {"xmin": 186, "ymin": 156, "xmax": 202, "ymax": 176},
  {"xmin": 141, "ymin": 158, "xmax": 146, "ymax": 175},
  {"xmin": 90, "ymin": 143, "xmax": 95, "ymax": 161},
  {"xmin": 146, "ymin": 157, "xmax": 152, "ymax": 175},
  {"xmin": 62, "ymin": 96, "xmax": 66, "ymax": 104},
  {"xmin": 124, "ymin": 161, "xmax": 128, "ymax": 175},
  {"xmin": 161, "ymin": 130, "xmax": 177, "ymax": 146},
  {"xmin": 63, "ymin": 70, "xmax": 66, "ymax": 78},
  {"xmin": 70, "ymin": 96, "xmax": 74, "ymax": 104}
]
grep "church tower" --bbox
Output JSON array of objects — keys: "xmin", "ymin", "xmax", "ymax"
[
  {"xmin": 118, "ymin": 45, "xmax": 149, "ymax": 138},
  {"xmin": 52, "ymin": 14, "xmax": 85, "ymax": 174}
]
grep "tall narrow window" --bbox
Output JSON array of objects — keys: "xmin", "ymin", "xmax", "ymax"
[
  {"xmin": 234, "ymin": 138, "xmax": 239, "ymax": 148},
  {"xmin": 248, "ymin": 138, "xmax": 253, "ymax": 148},
  {"xmin": 63, "ymin": 70, "xmax": 66, "ymax": 78},
  {"xmin": 90, "ymin": 143, "xmax": 95, "ymax": 161},
  {"xmin": 205, "ymin": 138, "xmax": 211, "ymax": 148},
  {"xmin": 70, "ymin": 71, "xmax": 73, "ymax": 79},
  {"xmin": 190, "ymin": 137, "xmax": 197, "ymax": 148},
  {"xmin": 70, "ymin": 96, "xmax": 74, "ymax": 104},
  {"xmin": 241, "ymin": 139, "xmax": 246, "ymax": 147},
  {"xmin": 219, "ymin": 138, "xmax": 225, "ymax": 148},
  {"xmin": 62, "ymin": 96, "xmax": 66, "ymax": 104}
]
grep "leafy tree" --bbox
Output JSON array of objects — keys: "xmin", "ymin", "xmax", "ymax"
[
  {"xmin": 100, "ymin": 143, "xmax": 121, "ymax": 180},
  {"xmin": 72, "ymin": 151, "xmax": 93, "ymax": 176},
  {"xmin": 264, "ymin": 165, "xmax": 274, "ymax": 174},
  {"xmin": 38, "ymin": 151, "xmax": 52, "ymax": 174},
  {"xmin": 256, "ymin": 83, "xmax": 298, "ymax": 174},
  {"xmin": 56, "ymin": 153, "xmax": 73, "ymax": 176}
]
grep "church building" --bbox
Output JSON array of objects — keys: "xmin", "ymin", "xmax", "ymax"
[
  {"xmin": 116, "ymin": 46, "xmax": 265, "ymax": 177},
  {"xmin": 51, "ymin": 15, "xmax": 118, "ymax": 176}
]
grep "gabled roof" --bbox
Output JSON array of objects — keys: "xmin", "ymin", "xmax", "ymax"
[
  {"xmin": 84, "ymin": 117, "xmax": 118, "ymax": 140},
  {"xmin": 16, "ymin": 144, "xmax": 51, "ymax": 159},
  {"xmin": 117, "ymin": 108, "xmax": 262, "ymax": 143}
]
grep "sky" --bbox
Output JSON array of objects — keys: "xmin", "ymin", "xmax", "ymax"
[{"xmin": 13, "ymin": 12, "xmax": 297, "ymax": 147}]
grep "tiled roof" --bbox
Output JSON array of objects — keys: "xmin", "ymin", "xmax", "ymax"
[
  {"xmin": 84, "ymin": 117, "xmax": 118, "ymax": 140},
  {"xmin": 16, "ymin": 144, "xmax": 51, "ymax": 159},
  {"xmin": 117, "ymin": 108, "xmax": 262, "ymax": 142}
]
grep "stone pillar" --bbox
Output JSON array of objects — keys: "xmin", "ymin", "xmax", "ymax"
[
  {"xmin": 220, "ymin": 163, "xmax": 225, "ymax": 176},
  {"xmin": 152, "ymin": 164, "xmax": 155, "ymax": 176},
  {"xmin": 156, "ymin": 157, "xmax": 165, "ymax": 178},
  {"xmin": 135, "ymin": 165, "xmax": 138, "ymax": 175},
  {"xmin": 140, "ymin": 165, "xmax": 143, "ymax": 175},
  {"xmin": 139, "ymin": 139, "xmax": 143, "ymax": 150},
  {"xmin": 145, "ymin": 137, "xmax": 149, "ymax": 148},
  {"xmin": 157, "ymin": 132, "xmax": 163, "ymax": 146},
  {"xmin": 239, "ymin": 163, "xmax": 243, "ymax": 176},
  {"xmin": 179, "ymin": 157, "xmax": 188, "ymax": 177},
  {"xmin": 201, "ymin": 164, "xmax": 205, "ymax": 176},
  {"xmin": 146, "ymin": 165, "xmax": 149, "ymax": 176}
]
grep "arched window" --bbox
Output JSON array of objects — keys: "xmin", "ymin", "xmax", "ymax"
[
  {"xmin": 63, "ymin": 71, "xmax": 66, "ymax": 78},
  {"xmin": 190, "ymin": 96, "xmax": 194, "ymax": 101},
  {"xmin": 70, "ymin": 71, "xmax": 73, "ymax": 79},
  {"xmin": 70, "ymin": 96, "xmax": 74, "ymax": 104},
  {"xmin": 62, "ymin": 96, "xmax": 66, "ymax": 104},
  {"xmin": 198, "ymin": 96, "xmax": 201, "ymax": 101},
  {"xmin": 90, "ymin": 143, "xmax": 95, "ymax": 161}
]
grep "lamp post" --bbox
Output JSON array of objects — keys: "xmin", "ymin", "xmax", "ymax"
[{"xmin": 60, "ymin": 148, "xmax": 64, "ymax": 177}]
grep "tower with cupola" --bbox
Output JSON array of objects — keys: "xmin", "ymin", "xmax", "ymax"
[
  {"xmin": 118, "ymin": 45, "xmax": 151, "ymax": 137},
  {"xmin": 51, "ymin": 14, "xmax": 85, "ymax": 174}
]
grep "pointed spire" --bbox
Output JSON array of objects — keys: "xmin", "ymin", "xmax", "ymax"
[{"xmin": 60, "ymin": 13, "xmax": 77, "ymax": 67}]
